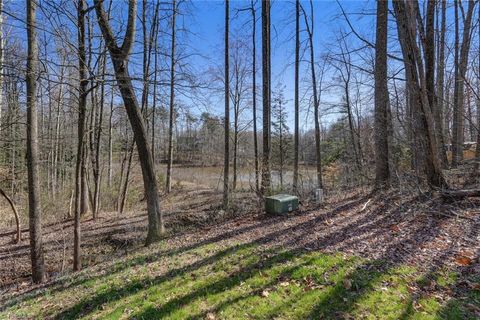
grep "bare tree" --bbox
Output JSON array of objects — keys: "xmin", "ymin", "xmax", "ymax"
[
  {"xmin": 74, "ymin": 0, "xmax": 88, "ymax": 271},
  {"xmin": 94, "ymin": 0, "xmax": 164, "ymax": 244},
  {"xmin": 393, "ymin": 0, "xmax": 445, "ymax": 187},
  {"xmin": 250, "ymin": 1, "xmax": 259, "ymax": 192},
  {"xmin": 293, "ymin": 0, "xmax": 300, "ymax": 193},
  {"xmin": 260, "ymin": 0, "xmax": 271, "ymax": 194},
  {"xmin": 302, "ymin": 0, "xmax": 322, "ymax": 189},
  {"xmin": 374, "ymin": 0, "xmax": 390, "ymax": 188},
  {"xmin": 166, "ymin": 0, "xmax": 176, "ymax": 193},
  {"xmin": 26, "ymin": 0, "xmax": 45, "ymax": 283},
  {"xmin": 435, "ymin": 0, "xmax": 448, "ymax": 167},
  {"xmin": 223, "ymin": 0, "xmax": 230, "ymax": 207},
  {"xmin": 151, "ymin": 1, "xmax": 160, "ymax": 163},
  {"xmin": 452, "ymin": 0, "xmax": 475, "ymax": 166}
]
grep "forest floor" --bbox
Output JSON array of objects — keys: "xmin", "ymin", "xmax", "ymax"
[{"xmin": 0, "ymin": 184, "xmax": 479, "ymax": 319}]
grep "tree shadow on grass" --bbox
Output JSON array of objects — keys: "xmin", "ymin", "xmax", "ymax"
[
  {"xmin": 0, "ymin": 216, "xmax": 276, "ymax": 311},
  {"xmin": 304, "ymin": 207, "xmax": 479, "ymax": 319},
  {"xmin": 397, "ymin": 212, "xmax": 480, "ymax": 320},
  {"xmin": 50, "ymin": 194, "xmax": 434, "ymax": 319},
  {"xmin": 51, "ymin": 242, "xmax": 266, "ymax": 319},
  {"xmin": 5, "ymin": 191, "xmax": 478, "ymax": 319},
  {"xmin": 1, "ymin": 192, "xmax": 364, "ymax": 310}
]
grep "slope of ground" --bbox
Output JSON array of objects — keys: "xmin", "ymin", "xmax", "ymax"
[{"xmin": 0, "ymin": 188, "xmax": 479, "ymax": 319}]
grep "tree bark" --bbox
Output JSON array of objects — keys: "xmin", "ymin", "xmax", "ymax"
[
  {"xmin": 151, "ymin": 1, "xmax": 160, "ymax": 164},
  {"xmin": 249, "ymin": 1, "xmax": 259, "ymax": 192},
  {"xmin": 303, "ymin": 0, "xmax": 323, "ymax": 189},
  {"xmin": 0, "ymin": 187, "xmax": 21, "ymax": 243},
  {"xmin": 94, "ymin": 0, "xmax": 164, "ymax": 244},
  {"xmin": 393, "ymin": 0, "xmax": 446, "ymax": 188},
  {"xmin": 373, "ymin": 0, "xmax": 390, "ymax": 189},
  {"xmin": 108, "ymin": 90, "xmax": 114, "ymax": 187},
  {"xmin": 74, "ymin": 0, "xmax": 88, "ymax": 271},
  {"xmin": 293, "ymin": 0, "xmax": 300, "ymax": 193},
  {"xmin": 452, "ymin": 0, "xmax": 475, "ymax": 166},
  {"xmin": 223, "ymin": 0, "xmax": 230, "ymax": 206},
  {"xmin": 261, "ymin": 0, "xmax": 271, "ymax": 194},
  {"xmin": 166, "ymin": 0, "xmax": 176, "ymax": 193},
  {"xmin": 435, "ymin": 0, "xmax": 448, "ymax": 168},
  {"xmin": 26, "ymin": 0, "xmax": 45, "ymax": 283}
]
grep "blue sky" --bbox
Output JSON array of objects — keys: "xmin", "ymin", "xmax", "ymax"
[
  {"xmin": 181, "ymin": 0, "xmax": 377, "ymax": 130},
  {"xmin": 3, "ymin": 0, "xmax": 378, "ymax": 131}
]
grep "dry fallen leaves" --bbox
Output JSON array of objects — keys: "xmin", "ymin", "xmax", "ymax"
[
  {"xmin": 389, "ymin": 224, "xmax": 400, "ymax": 233},
  {"xmin": 455, "ymin": 255, "xmax": 473, "ymax": 266}
]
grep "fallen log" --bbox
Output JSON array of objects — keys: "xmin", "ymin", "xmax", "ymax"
[{"xmin": 441, "ymin": 189, "xmax": 480, "ymax": 199}]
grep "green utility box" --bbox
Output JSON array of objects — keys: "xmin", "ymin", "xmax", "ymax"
[{"xmin": 265, "ymin": 194, "xmax": 299, "ymax": 214}]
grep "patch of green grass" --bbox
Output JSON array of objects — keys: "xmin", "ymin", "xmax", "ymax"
[{"xmin": 1, "ymin": 240, "xmax": 478, "ymax": 320}]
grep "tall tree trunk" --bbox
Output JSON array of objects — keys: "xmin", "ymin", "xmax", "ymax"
[
  {"xmin": 435, "ymin": 0, "xmax": 448, "ymax": 167},
  {"xmin": 468, "ymin": 3, "xmax": 480, "ymax": 182},
  {"xmin": 26, "ymin": 0, "xmax": 45, "ymax": 283},
  {"xmin": 107, "ymin": 90, "xmax": 113, "ymax": 187},
  {"xmin": 232, "ymin": 74, "xmax": 239, "ymax": 191},
  {"xmin": 250, "ymin": 1, "xmax": 259, "ymax": 192},
  {"xmin": 374, "ymin": 0, "xmax": 390, "ymax": 188},
  {"xmin": 303, "ymin": 0, "xmax": 322, "ymax": 189},
  {"xmin": 53, "ymin": 62, "xmax": 65, "ymax": 198},
  {"xmin": 452, "ymin": 0, "xmax": 475, "ymax": 166},
  {"xmin": 74, "ymin": 0, "xmax": 88, "ymax": 271},
  {"xmin": 151, "ymin": 1, "xmax": 160, "ymax": 164},
  {"xmin": 94, "ymin": 0, "xmax": 164, "ymax": 244},
  {"xmin": 223, "ymin": 0, "xmax": 230, "ymax": 206},
  {"xmin": 293, "ymin": 0, "xmax": 300, "ymax": 193},
  {"xmin": 452, "ymin": 0, "xmax": 460, "ymax": 166},
  {"xmin": 166, "ymin": 0, "xmax": 176, "ymax": 193},
  {"xmin": 261, "ymin": 0, "xmax": 271, "ymax": 194},
  {"xmin": 393, "ymin": 0, "xmax": 446, "ymax": 188}
]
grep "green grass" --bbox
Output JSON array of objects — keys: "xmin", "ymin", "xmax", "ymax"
[{"xmin": 1, "ymin": 240, "xmax": 478, "ymax": 320}]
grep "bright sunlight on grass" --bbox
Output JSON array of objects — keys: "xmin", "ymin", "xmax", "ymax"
[{"xmin": 2, "ymin": 240, "xmax": 478, "ymax": 320}]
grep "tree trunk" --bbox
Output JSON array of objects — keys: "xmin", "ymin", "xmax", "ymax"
[
  {"xmin": 393, "ymin": 0, "xmax": 446, "ymax": 188},
  {"xmin": 166, "ymin": 0, "xmax": 176, "ymax": 193},
  {"xmin": 303, "ymin": 0, "xmax": 323, "ymax": 189},
  {"xmin": 374, "ymin": 0, "xmax": 390, "ymax": 188},
  {"xmin": 108, "ymin": 90, "xmax": 114, "ymax": 187},
  {"xmin": 250, "ymin": 1, "xmax": 259, "ymax": 192},
  {"xmin": 94, "ymin": 0, "xmax": 164, "ymax": 245},
  {"xmin": 151, "ymin": 1, "xmax": 160, "ymax": 164},
  {"xmin": 223, "ymin": 0, "xmax": 230, "ymax": 206},
  {"xmin": 435, "ymin": 0, "xmax": 448, "ymax": 168},
  {"xmin": 0, "ymin": 187, "xmax": 21, "ymax": 243},
  {"xmin": 293, "ymin": 0, "xmax": 300, "ymax": 193},
  {"xmin": 261, "ymin": 0, "xmax": 271, "ymax": 194},
  {"xmin": 26, "ymin": 0, "xmax": 45, "ymax": 283},
  {"xmin": 452, "ymin": 0, "xmax": 475, "ymax": 166},
  {"xmin": 74, "ymin": 0, "xmax": 88, "ymax": 271}
]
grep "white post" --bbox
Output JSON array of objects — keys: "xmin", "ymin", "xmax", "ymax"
[{"xmin": 315, "ymin": 188, "xmax": 324, "ymax": 204}]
